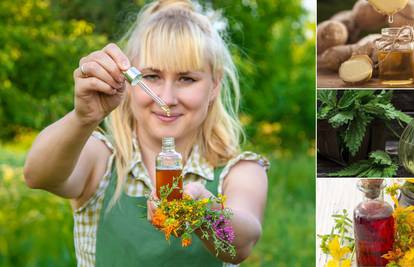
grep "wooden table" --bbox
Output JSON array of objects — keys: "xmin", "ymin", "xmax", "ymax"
[
  {"xmin": 316, "ymin": 178, "xmax": 396, "ymax": 267},
  {"xmin": 317, "ymin": 141, "xmax": 414, "ymax": 178},
  {"xmin": 317, "ymin": 69, "xmax": 414, "ymax": 89}
]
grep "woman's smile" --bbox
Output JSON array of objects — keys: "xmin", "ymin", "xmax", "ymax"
[{"xmin": 153, "ymin": 111, "xmax": 182, "ymax": 123}]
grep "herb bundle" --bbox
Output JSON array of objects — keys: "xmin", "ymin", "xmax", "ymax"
[{"xmin": 149, "ymin": 176, "xmax": 236, "ymax": 257}]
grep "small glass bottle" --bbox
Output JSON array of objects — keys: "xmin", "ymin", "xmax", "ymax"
[
  {"xmin": 376, "ymin": 27, "xmax": 414, "ymax": 86},
  {"xmin": 156, "ymin": 137, "xmax": 183, "ymax": 201},
  {"xmin": 398, "ymin": 181, "xmax": 414, "ymax": 207},
  {"xmin": 354, "ymin": 179, "xmax": 394, "ymax": 267}
]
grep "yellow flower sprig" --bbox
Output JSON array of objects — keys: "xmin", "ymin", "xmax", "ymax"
[
  {"xmin": 325, "ymin": 237, "xmax": 352, "ymax": 267},
  {"xmin": 383, "ymin": 181, "xmax": 414, "ymax": 267},
  {"xmin": 318, "ymin": 210, "xmax": 354, "ymax": 267}
]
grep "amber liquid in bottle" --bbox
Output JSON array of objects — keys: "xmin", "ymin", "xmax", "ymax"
[
  {"xmin": 378, "ymin": 50, "xmax": 414, "ymax": 85},
  {"xmin": 354, "ymin": 180, "xmax": 394, "ymax": 267},
  {"xmin": 156, "ymin": 169, "xmax": 182, "ymax": 201},
  {"xmin": 155, "ymin": 137, "xmax": 183, "ymax": 201}
]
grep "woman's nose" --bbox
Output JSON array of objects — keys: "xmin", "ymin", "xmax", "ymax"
[{"xmin": 159, "ymin": 80, "xmax": 178, "ymax": 106}]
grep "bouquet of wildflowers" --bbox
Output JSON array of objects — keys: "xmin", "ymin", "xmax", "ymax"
[{"xmin": 149, "ymin": 175, "xmax": 236, "ymax": 257}]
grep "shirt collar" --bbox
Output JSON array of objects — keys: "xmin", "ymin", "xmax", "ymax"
[{"xmin": 128, "ymin": 136, "xmax": 214, "ymax": 181}]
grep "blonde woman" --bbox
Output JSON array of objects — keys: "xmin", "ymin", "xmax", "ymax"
[{"xmin": 24, "ymin": 0, "xmax": 269, "ymax": 266}]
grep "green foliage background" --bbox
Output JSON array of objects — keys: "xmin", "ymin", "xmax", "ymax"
[{"xmin": 0, "ymin": 0, "xmax": 315, "ymax": 266}]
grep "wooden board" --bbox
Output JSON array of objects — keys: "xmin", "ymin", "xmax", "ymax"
[{"xmin": 318, "ymin": 69, "xmax": 414, "ymax": 89}]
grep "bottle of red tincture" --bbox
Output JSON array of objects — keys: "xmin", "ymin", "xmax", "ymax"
[{"xmin": 354, "ymin": 179, "xmax": 394, "ymax": 267}]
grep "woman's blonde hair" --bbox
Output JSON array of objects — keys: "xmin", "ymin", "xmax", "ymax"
[{"xmin": 106, "ymin": 0, "xmax": 243, "ymax": 206}]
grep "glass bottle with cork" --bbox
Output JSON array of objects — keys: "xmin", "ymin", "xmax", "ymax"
[
  {"xmin": 156, "ymin": 137, "xmax": 183, "ymax": 201},
  {"xmin": 376, "ymin": 27, "xmax": 414, "ymax": 86},
  {"xmin": 353, "ymin": 179, "xmax": 394, "ymax": 267}
]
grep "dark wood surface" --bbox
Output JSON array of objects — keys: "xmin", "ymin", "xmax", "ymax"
[
  {"xmin": 317, "ymin": 69, "xmax": 414, "ymax": 89},
  {"xmin": 317, "ymin": 141, "xmax": 414, "ymax": 178}
]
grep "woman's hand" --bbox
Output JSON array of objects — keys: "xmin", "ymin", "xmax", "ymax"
[
  {"xmin": 183, "ymin": 182, "xmax": 213, "ymax": 200},
  {"xmin": 74, "ymin": 43, "xmax": 131, "ymax": 125}
]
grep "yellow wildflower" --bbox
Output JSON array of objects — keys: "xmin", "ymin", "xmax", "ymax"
[
  {"xmin": 399, "ymin": 248, "xmax": 414, "ymax": 267},
  {"xmin": 341, "ymin": 259, "xmax": 351, "ymax": 267},
  {"xmin": 328, "ymin": 237, "xmax": 351, "ymax": 260},
  {"xmin": 406, "ymin": 179, "xmax": 414, "ymax": 183},
  {"xmin": 325, "ymin": 258, "xmax": 351, "ymax": 267},
  {"xmin": 387, "ymin": 183, "xmax": 401, "ymax": 208}
]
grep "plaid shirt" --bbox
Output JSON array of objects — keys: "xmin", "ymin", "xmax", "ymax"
[{"xmin": 73, "ymin": 131, "xmax": 269, "ymax": 267}]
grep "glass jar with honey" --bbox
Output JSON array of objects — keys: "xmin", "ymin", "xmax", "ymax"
[
  {"xmin": 156, "ymin": 137, "xmax": 183, "ymax": 201},
  {"xmin": 376, "ymin": 27, "xmax": 414, "ymax": 86}
]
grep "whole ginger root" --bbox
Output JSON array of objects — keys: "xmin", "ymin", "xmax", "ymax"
[
  {"xmin": 317, "ymin": 20, "xmax": 348, "ymax": 54},
  {"xmin": 318, "ymin": 34, "xmax": 380, "ymax": 71}
]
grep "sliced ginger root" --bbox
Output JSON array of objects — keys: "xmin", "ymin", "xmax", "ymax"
[
  {"xmin": 368, "ymin": 0, "xmax": 409, "ymax": 16},
  {"xmin": 339, "ymin": 55, "xmax": 373, "ymax": 84}
]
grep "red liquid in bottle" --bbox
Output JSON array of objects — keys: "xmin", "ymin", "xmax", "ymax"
[
  {"xmin": 354, "ymin": 201, "xmax": 394, "ymax": 267},
  {"xmin": 156, "ymin": 169, "xmax": 182, "ymax": 201}
]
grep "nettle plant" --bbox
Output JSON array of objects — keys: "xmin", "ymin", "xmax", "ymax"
[{"xmin": 318, "ymin": 90, "xmax": 412, "ymax": 177}]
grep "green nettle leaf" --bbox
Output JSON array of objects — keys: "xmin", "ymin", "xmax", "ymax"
[
  {"xmin": 369, "ymin": 150, "xmax": 392, "ymax": 165},
  {"xmin": 344, "ymin": 111, "xmax": 371, "ymax": 156},
  {"xmin": 329, "ymin": 160, "xmax": 372, "ymax": 176},
  {"xmin": 383, "ymin": 165, "xmax": 399, "ymax": 177},
  {"xmin": 337, "ymin": 91, "xmax": 356, "ymax": 109},
  {"xmin": 328, "ymin": 111, "xmax": 354, "ymax": 128},
  {"xmin": 378, "ymin": 103, "xmax": 401, "ymax": 120},
  {"xmin": 376, "ymin": 90, "xmax": 393, "ymax": 104},
  {"xmin": 397, "ymin": 111, "xmax": 413, "ymax": 124},
  {"xmin": 318, "ymin": 106, "xmax": 334, "ymax": 120},
  {"xmin": 318, "ymin": 90, "xmax": 337, "ymax": 107},
  {"xmin": 354, "ymin": 90, "xmax": 375, "ymax": 102},
  {"xmin": 330, "ymin": 150, "xmax": 398, "ymax": 177},
  {"xmin": 363, "ymin": 103, "xmax": 386, "ymax": 117}
]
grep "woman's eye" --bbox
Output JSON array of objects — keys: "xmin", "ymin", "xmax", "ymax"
[
  {"xmin": 179, "ymin": 76, "xmax": 196, "ymax": 83},
  {"xmin": 143, "ymin": 74, "xmax": 160, "ymax": 81}
]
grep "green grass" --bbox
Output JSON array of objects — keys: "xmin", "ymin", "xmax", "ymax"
[
  {"xmin": 242, "ymin": 155, "xmax": 315, "ymax": 267},
  {"xmin": 0, "ymin": 145, "xmax": 314, "ymax": 266},
  {"xmin": 0, "ymin": 145, "xmax": 76, "ymax": 267}
]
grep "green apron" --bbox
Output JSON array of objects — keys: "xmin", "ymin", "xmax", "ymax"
[{"xmin": 95, "ymin": 165, "xmax": 224, "ymax": 267}]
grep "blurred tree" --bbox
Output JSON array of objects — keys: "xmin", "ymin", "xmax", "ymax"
[
  {"xmin": 45, "ymin": 0, "xmax": 316, "ymax": 152},
  {"xmin": 219, "ymin": 0, "xmax": 315, "ymax": 153},
  {"xmin": 0, "ymin": 0, "xmax": 107, "ymax": 139}
]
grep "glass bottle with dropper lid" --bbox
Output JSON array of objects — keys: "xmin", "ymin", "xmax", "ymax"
[{"xmin": 156, "ymin": 137, "xmax": 183, "ymax": 201}]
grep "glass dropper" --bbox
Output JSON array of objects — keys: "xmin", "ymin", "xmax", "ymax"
[{"xmin": 123, "ymin": 67, "xmax": 171, "ymax": 116}]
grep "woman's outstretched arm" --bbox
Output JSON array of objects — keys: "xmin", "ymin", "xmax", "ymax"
[{"xmin": 180, "ymin": 160, "xmax": 268, "ymax": 264}]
